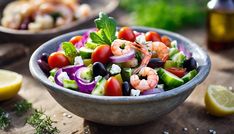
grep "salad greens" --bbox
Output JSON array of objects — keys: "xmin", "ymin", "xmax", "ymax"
[
  {"xmin": 62, "ymin": 42, "xmax": 79, "ymax": 63},
  {"xmin": 90, "ymin": 12, "xmax": 117, "ymax": 45}
]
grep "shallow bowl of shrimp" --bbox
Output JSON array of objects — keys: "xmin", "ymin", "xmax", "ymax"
[
  {"xmin": 30, "ymin": 13, "xmax": 210, "ymax": 126},
  {"xmin": 0, "ymin": 0, "xmax": 119, "ymax": 44}
]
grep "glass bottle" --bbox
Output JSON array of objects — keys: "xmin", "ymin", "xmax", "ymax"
[{"xmin": 207, "ymin": 0, "xmax": 234, "ymax": 51}]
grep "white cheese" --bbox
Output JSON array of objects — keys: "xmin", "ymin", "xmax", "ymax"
[
  {"xmin": 110, "ymin": 64, "xmax": 121, "ymax": 75},
  {"xmin": 130, "ymin": 89, "xmax": 141, "ymax": 96},
  {"xmin": 74, "ymin": 56, "xmax": 84, "ymax": 65},
  {"xmin": 57, "ymin": 72, "xmax": 70, "ymax": 83}
]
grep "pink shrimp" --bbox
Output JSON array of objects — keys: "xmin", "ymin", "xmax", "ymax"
[
  {"xmin": 130, "ymin": 67, "xmax": 159, "ymax": 92},
  {"xmin": 147, "ymin": 42, "xmax": 169, "ymax": 62},
  {"xmin": 111, "ymin": 39, "xmax": 134, "ymax": 56}
]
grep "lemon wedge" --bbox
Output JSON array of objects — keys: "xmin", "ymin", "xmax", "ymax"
[
  {"xmin": 205, "ymin": 85, "xmax": 234, "ymax": 117},
  {"xmin": 0, "ymin": 69, "xmax": 23, "ymax": 101}
]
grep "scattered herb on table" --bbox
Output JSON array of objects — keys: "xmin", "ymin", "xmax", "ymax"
[
  {"xmin": 27, "ymin": 109, "xmax": 59, "ymax": 134},
  {"xmin": 14, "ymin": 100, "xmax": 32, "ymax": 115},
  {"xmin": 90, "ymin": 12, "xmax": 117, "ymax": 45},
  {"xmin": 0, "ymin": 108, "xmax": 10, "ymax": 130},
  {"xmin": 120, "ymin": 0, "xmax": 208, "ymax": 31}
]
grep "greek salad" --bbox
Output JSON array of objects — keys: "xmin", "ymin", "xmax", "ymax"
[{"xmin": 37, "ymin": 12, "xmax": 198, "ymax": 96}]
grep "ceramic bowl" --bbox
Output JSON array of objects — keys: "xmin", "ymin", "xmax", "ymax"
[{"xmin": 29, "ymin": 27, "xmax": 211, "ymax": 126}]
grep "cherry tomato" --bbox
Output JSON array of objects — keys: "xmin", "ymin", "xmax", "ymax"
[
  {"xmin": 48, "ymin": 52, "xmax": 70, "ymax": 69},
  {"xmin": 91, "ymin": 45, "xmax": 112, "ymax": 64},
  {"xmin": 145, "ymin": 31, "xmax": 161, "ymax": 42},
  {"xmin": 118, "ymin": 27, "xmax": 136, "ymax": 42},
  {"xmin": 161, "ymin": 36, "xmax": 171, "ymax": 47},
  {"xmin": 166, "ymin": 67, "xmax": 186, "ymax": 78},
  {"xmin": 69, "ymin": 36, "xmax": 83, "ymax": 45},
  {"xmin": 105, "ymin": 77, "xmax": 122, "ymax": 96}
]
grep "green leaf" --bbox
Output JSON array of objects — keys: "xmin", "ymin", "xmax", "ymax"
[
  {"xmin": 62, "ymin": 42, "xmax": 79, "ymax": 64},
  {"xmin": 0, "ymin": 108, "xmax": 10, "ymax": 130},
  {"xmin": 14, "ymin": 100, "xmax": 32, "ymax": 116},
  {"xmin": 90, "ymin": 12, "xmax": 117, "ymax": 45}
]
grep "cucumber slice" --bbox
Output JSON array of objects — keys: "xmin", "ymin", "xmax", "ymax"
[
  {"xmin": 50, "ymin": 68, "xmax": 58, "ymax": 77},
  {"xmin": 80, "ymin": 68, "xmax": 93, "ymax": 81},
  {"xmin": 85, "ymin": 42, "xmax": 99, "ymax": 49},
  {"xmin": 169, "ymin": 48, "xmax": 179, "ymax": 58},
  {"xmin": 83, "ymin": 59, "xmax": 93, "ymax": 66},
  {"xmin": 63, "ymin": 79, "xmax": 78, "ymax": 90},
  {"xmin": 171, "ymin": 52, "xmax": 186, "ymax": 66},
  {"xmin": 121, "ymin": 68, "xmax": 132, "ymax": 82},
  {"xmin": 182, "ymin": 69, "xmax": 198, "ymax": 83},
  {"xmin": 79, "ymin": 47, "xmax": 94, "ymax": 59},
  {"xmin": 91, "ymin": 78, "xmax": 106, "ymax": 95},
  {"xmin": 158, "ymin": 68, "xmax": 184, "ymax": 89},
  {"xmin": 164, "ymin": 60, "xmax": 179, "ymax": 69}
]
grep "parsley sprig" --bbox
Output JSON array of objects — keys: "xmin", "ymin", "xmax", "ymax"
[
  {"xmin": 14, "ymin": 100, "xmax": 32, "ymax": 115},
  {"xmin": 0, "ymin": 108, "xmax": 10, "ymax": 130},
  {"xmin": 90, "ymin": 12, "xmax": 117, "ymax": 45}
]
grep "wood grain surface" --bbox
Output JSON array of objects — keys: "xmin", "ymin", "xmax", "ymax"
[{"xmin": 0, "ymin": 10, "xmax": 234, "ymax": 134}]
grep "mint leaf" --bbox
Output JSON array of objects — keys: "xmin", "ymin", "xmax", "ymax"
[
  {"xmin": 62, "ymin": 42, "xmax": 79, "ymax": 64},
  {"xmin": 90, "ymin": 12, "xmax": 117, "ymax": 45}
]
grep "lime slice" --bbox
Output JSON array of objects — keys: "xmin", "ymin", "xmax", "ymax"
[
  {"xmin": 0, "ymin": 69, "xmax": 23, "ymax": 101},
  {"xmin": 205, "ymin": 85, "xmax": 234, "ymax": 117}
]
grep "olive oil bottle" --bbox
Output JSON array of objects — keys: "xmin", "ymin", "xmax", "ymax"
[{"xmin": 207, "ymin": 0, "xmax": 234, "ymax": 51}]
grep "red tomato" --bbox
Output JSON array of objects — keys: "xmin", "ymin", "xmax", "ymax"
[
  {"xmin": 145, "ymin": 31, "xmax": 161, "ymax": 42},
  {"xmin": 69, "ymin": 36, "xmax": 83, "ymax": 45},
  {"xmin": 118, "ymin": 27, "xmax": 136, "ymax": 42},
  {"xmin": 105, "ymin": 77, "xmax": 123, "ymax": 96},
  {"xmin": 166, "ymin": 67, "xmax": 186, "ymax": 78},
  {"xmin": 161, "ymin": 36, "xmax": 171, "ymax": 47},
  {"xmin": 48, "ymin": 52, "xmax": 70, "ymax": 69},
  {"xmin": 91, "ymin": 45, "xmax": 112, "ymax": 64}
]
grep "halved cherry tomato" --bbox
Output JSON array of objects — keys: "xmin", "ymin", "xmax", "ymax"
[
  {"xmin": 166, "ymin": 67, "xmax": 186, "ymax": 78},
  {"xmin": 145, "ymin": 31, "xmax": 161, "ymax": 42},
  {"xmin": 48, "ymin": 52, "xmax": 70, "ymax": 69},
  {"xmin": 105, "ymin": 77, "xmax": 122, "ymax": 96},
  {"xmin": 118, "ymin": 27, "xmax": 136, "ymax": 42},
  {"xmin": 161, "ymin": 36, "xmax": 171, "ymax": 47},
  {"xmin": 91, "ymin": 45, "xmax": 112, "ymax": 64},
  {"xmin": 69, "ymin": 36, "xmax": 83, "ymax": 45}
]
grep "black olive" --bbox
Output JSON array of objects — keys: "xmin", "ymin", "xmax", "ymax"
[
  {"xmin": 93, "ymin": 62, "xmax": 108, "ymax": 77},
  {"xmin": 40, "ymin": 53, "xmax": 49, "ymax": 63},
  {"xmin": 147, "ymin": 58, "xmax": 164, "ymax": 68},
  {"xmin": 122, "ymin": 82, "xmax": 130, "ymax": 96},
  {"xmin": 183, "ymin": 57, "xmax": 197, "ymax": 71},
  {"xmin": 37, "ymin": 59, "xmax": 50, "ymax": 76}
]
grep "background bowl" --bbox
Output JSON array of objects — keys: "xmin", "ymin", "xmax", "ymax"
[
  {"xmin": 0, "ymin": 0, "xmax": 119, "ymax": 45},
  {"xmin": 29, "ymin": 27, "xmax": 211, "ymax": 126}
]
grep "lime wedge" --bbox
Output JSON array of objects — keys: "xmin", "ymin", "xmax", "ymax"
[
  {"xmin": 0, "ymin": 69, "xmax": 22, "ymax": 101},
  {"xmin": 205, "ymin": 85, "xmax": 234, "ymax": 117}
]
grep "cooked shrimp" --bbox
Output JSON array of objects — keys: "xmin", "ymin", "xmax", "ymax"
[
  {"xmin": 111, "ymin": 39, "xmax": 133, "ymax": 56},
  {"xmin": 130, "ymin": 67, "xmax": 159, "ymax": 92},
  {"xmin": 147, "ymin": 42, "xmax": 169, "ymax": 62}
]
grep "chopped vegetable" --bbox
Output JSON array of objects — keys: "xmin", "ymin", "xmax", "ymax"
[
  {"xmin": 91, "ymin": 77, "xmax": 106, "ymax": 95},
  {"xmin": 182, "ymin": 69, "xmax": 198, "ymax": 83},
  {"xmin": 90, "ymin": 12, "xmax": 117, "ymax": 45},
  {"xmin": 62, "ymin": 42, "xmax": 79, "ymax": 64},
  {"xmin": 63, "ymin": 79, "xmax": 78, "ymax": 90}
]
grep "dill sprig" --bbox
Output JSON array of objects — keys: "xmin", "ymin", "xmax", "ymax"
[
  {"xmin": 14, "ymin": 100, "xmax": 32, "ymax": 115},
  {"xmin": 0, "ymin": 108, "xmax": 10, "ymax": 130},
  {"xmin": 27, "ymin": 109, "xmax": 59, "ymax": 134}
]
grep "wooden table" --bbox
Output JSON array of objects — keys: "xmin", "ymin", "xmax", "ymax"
[{"xmin": 0, "ymin": 12, "xmax": 234, "ymax": 134}]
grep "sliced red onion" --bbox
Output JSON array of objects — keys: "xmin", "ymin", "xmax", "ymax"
[
  {"xmin": 74, "ymin": 67, "xmax": 96, "ymax": 94},
  {"xmin": 109, "ymin": 50, "xmax": 135, "ymax": 63},
  {"xmin": 62, "ymin": 65, "xmax": 84, "ymax": 80},
  {"xmin": 54, "ymin": 68, "xmax": 63, "ymax": 86},
  {"xmin": 140, "ymin": 88, "xmax": 164, "ymax": 95},
  {"xmin": 177, "ymin": 43, "xmax": 192, "ymax": 58},
  {"xmin": 75, "ymin": 29, "xmax": 96, "ymax": 49}
]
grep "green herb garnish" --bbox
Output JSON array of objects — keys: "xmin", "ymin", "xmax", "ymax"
[
  {"xmin": 14, "ymin": 100, "xmax": 32, "ymax": 115},
  {"xmin": 27, "ymin": 109, "xmax": 59, "ymax": 134},
  {"xmin": 62, "ymin": 42, "xmax": 79, "ymax": 64},
  {"xmin": 90, "ymin": 12, "xmax": 117, "ymax": 45},
  {"xmin": 0, "ymin": 108, "xmax": 10, "ymax": 130}
]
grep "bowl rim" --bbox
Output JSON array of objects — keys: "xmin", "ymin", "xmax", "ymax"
[{"xmin": 29, "ymin": 26, "xmax": 211, "ymax": 104}]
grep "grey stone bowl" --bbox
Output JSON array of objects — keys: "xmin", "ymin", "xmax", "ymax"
[{"xmin": 29, "ymin": 27, "xmax": 211, "ymax": 126}]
